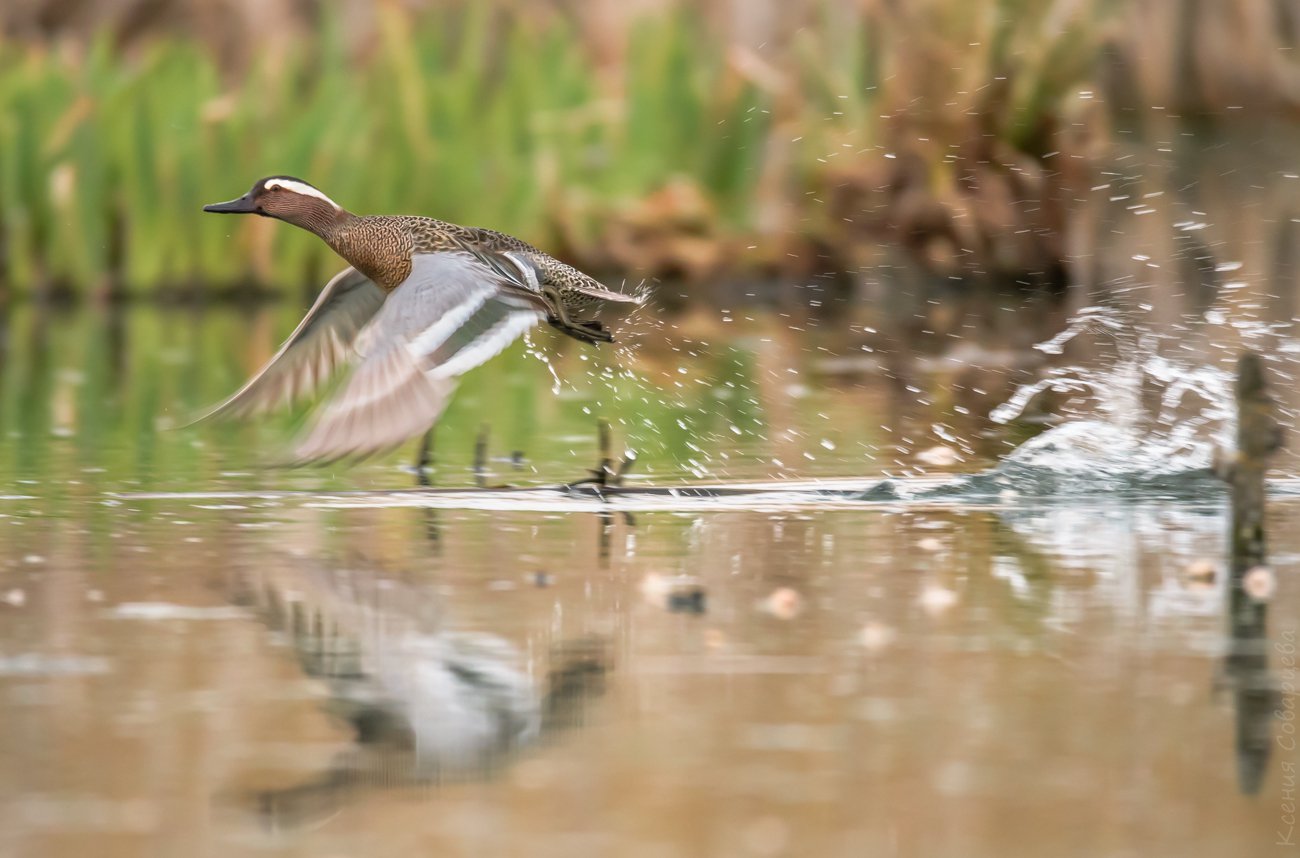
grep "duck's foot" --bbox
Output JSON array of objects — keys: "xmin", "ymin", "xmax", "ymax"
[{"xmin": 549, "ymin": 316, "xmax": 613, "ymax": 344}]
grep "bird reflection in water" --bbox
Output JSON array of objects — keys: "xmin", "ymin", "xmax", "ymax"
[{"xmin": 226, "ymin": 561, "xmax": 608, "ymax": 830}]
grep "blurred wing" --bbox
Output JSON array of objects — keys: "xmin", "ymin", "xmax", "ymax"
[
  {"xmin": 290, "ymin": 252, "xmax": 547, "ymax": 464},
  {"xmin": 192, "ymin": 267, "xmax": 386, "ymax": 423}
]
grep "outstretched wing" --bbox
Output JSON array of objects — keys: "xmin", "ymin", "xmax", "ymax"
[
  {"xmin": 289, "ymin": 252, "xmax": 547, "ymax": 464},
  {"xmin": 193, "ymin": 267, "xmax": 386, "ymax": 423}
]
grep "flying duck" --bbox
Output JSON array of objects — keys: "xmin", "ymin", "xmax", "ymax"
[{"xmin": 200, "ymin": 176, "xmax": 641, "ymax": 463}]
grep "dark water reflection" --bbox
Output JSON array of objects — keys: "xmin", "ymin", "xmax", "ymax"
[{"xmin": 1226, "ymin": 574, "xmax": 1274, "ymax": 798}]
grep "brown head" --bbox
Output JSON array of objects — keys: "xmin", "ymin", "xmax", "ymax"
[{"xmin": 203, "ymin": 176, "xmax": 351, "ymax": 235}]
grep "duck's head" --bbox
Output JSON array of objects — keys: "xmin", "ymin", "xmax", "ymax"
[{"xmin": 204, "ymin": 176, "xmax": 348, "ymax": 230}]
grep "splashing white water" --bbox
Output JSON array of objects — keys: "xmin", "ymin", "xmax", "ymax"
[{"xmin": 989, "ymin": 306, "xmax": 1235, "ymax": 484}]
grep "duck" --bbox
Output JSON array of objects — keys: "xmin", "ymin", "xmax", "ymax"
[{"xmin": 200, "ymin": 176, "xmax": 641, "ymax": 463}]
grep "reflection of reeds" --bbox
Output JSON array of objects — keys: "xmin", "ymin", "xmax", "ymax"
[{"xmin": 0, "ymin": 2, "xmax": 1118, "ymax": 299}]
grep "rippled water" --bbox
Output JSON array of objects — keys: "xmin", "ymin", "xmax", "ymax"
[
  {"xmin": 13, "ymin": 112, "xmax": 1300, "ymax": 852},
  {"xmin": 0, "ymin": 283, "xmax": 1296, "ymax": 856},
  {"xmin": 0, "ymin": 485, "xmax": 1293, "ymax": 857}
]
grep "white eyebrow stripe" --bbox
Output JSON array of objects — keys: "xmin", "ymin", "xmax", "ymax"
[{"xmin": 264, "ymin": 179, "xmax": 341, "ymax": 211}]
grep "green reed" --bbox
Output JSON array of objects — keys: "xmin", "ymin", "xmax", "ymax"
[{"xmin": 0, "ymin": 1, "xmax": 1106, "ymax": 298}]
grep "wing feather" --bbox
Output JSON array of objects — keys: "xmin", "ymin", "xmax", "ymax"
[
  {"xmin": 289, "ymin": 252, "xmax": 546, "ymax": 464},
  {"xmin": 450, "ymin": 235, "xmax": 641, "ymax": 304},
  {"xmin": 192, "ymin": 267, "xmax": 385, "ymax": 423}
]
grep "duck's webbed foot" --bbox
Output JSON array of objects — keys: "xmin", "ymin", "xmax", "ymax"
[{"xmin": 548, "ymin": 316, "xmax": 613, "ymax": 344}]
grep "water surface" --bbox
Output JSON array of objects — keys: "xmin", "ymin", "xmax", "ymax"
[
  {"xmin": 0, "ymin": 295, "xmax": 1295, "ymax": 856},
  {"xmin": 0, "ymin": 483, "xmax": 1292, "ymax": 857}
]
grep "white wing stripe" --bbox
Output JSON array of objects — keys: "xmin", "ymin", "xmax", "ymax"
[
  {"xmin": 404, "ymin": 291, "xmax": 492, "ymax": 358},
  {"xmin": 430, "ymin": 311, "xmax": 544, "ymax": 379}
]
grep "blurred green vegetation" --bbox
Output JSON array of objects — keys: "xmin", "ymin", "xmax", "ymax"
[{"xmin": 0, "ymin": 1, "xmax": 1109, "ymax": 299}]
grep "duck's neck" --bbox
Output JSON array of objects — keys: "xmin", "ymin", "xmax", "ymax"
[
  {"xmin": 281, "ymin": 204, "xmax": 356, "ymax": 243},
  {"xmin": 319, "ymin": 216, "xmax": 412, "ymax": 291},
  {"xmin": 274, "ymin": 202, "xmax": 408, "ymax": 289}
]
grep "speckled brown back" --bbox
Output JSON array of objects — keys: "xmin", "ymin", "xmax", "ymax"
[{"xmin": 327, "ymin": 215, "xmax": 615, "ymax": 307}]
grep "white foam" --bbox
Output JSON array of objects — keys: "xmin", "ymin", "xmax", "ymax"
[{"xmin": 108, "ymin": 602, "xmax": 251, "ymax": 621}]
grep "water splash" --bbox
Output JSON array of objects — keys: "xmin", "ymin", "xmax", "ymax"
[
  {"xmin": 980, "ymin": 305, "xmax": 1235, "ymax": 495},
  {"xmin": 522, "ymin": 331, "xmax": 565, "ymax": 393}
]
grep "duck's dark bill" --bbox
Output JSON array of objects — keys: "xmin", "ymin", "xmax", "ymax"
[{"xmin": 203, "ymin": 195, "xmax": 257, "ymax": 214}]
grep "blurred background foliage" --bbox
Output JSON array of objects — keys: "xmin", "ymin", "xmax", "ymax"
[{"xmin": 0, "ymin": 0, "xmax": 1298, "ymax": 302}]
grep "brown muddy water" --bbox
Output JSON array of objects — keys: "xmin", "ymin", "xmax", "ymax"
[
  {"xmin": 0, "ymin": 280, "xmax": 1297, "ymax": 857},
  {"xmin": 8, "ymin": 117, "xmax": 1300, "ymax": 853},
  {"xmin": 0, "ymin": 490, "xmax": 1294, "ymax": 858}
]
